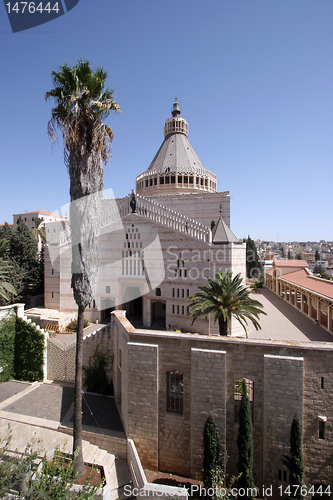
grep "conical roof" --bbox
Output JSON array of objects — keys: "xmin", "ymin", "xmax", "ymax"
[
  {"xmin": 136, "ymin": 100, "xmax": 217, "ymax": 197},
  {"xmin": 212, "ymin": 217, "xmax": 240, "ymax": 244},
  {"xmin": 148, "ymin": 132, "xmax": 205, "ymax": 171}
]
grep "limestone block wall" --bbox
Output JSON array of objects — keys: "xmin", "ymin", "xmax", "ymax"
[
  {"xmin": 190, "ymin": 347, "xmax": 226, "ymax": 478},
  {"xmin": 148, "ymin": 192, "xmax": 231, "ymax": 229},
  {"xmin": 263, "ymin": 354, "xmax": 304, "ymax": 488},
  {"xmin": 126, "ymin": 342, "xmax": 159, "ymax": 470}
]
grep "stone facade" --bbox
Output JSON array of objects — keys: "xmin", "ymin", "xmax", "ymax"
[{"xmin": 111, "ymin": 310, "xmax": 333, "ymax": 496}]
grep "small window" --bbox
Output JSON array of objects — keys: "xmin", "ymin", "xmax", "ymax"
[
  {"xmin": 51, "ymin": 292, "xmax": 54, "ymax": 298},
  {"xmin": 177, "ymin": 289, "xmax": 179, "ymax": 298},
  {"xmin": 187, "ymin": 289, "xmax": 190, "ymax": 297},
  {"xmin": 51, "ymin": 269, "xmax": 54, "ymax": 275},
  {"xmin": 172, "ymin": 305, "xmax": 175, "ymax": 314},
  {"xmin": 156, "ymin": 288, "xmax": 161, "ymax": 296},
  {"xmin": 319, "ymin": 420, "xmax": 325, "ymax": 439},
  {"xmin": 321, "ymin": 377, "xmax": 324, "ymax": 389},
  {"xmin": 106, "ymin": 286, "xmax": 110, "ymax": 294},
  {"xmin": 160, "ymin": 177, "xmax": 164, "ymax": 185},
  {"xmin": 182, "ymin": 306, "xmax": 184, "ymax": 315},
  {"xmin": 93, "ymin": 300, "xmax": 96, "ymax": 309},
  {"xmin": 172, "ymin": 288, "xmax": 175, "ymax": 298},
  {"xmin": 182, "ymin": 289, "xmax": 184, "ymax": 298},
  {"xmin": 171, "ymin": 176, "xmax": 175, "ymax": 184},
  {"xmin": 167, "ymin": 371, "xmax": 183, "ymax": 414}
]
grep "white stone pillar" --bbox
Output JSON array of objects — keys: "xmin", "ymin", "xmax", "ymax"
[
  {"xmin": 308, "ymin": 297, "xmax": 312, "ymax": 319},
  {"xmin": 317, "ymin": 301, "xmax": 321, "ymax": 324},
  {"xmin": 328, "ymin": 307, "xmax": 332, "ymax": 332}
]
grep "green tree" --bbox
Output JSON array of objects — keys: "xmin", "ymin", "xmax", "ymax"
[
  {"xmin": 288, "ymin": 249, "xmax": 292, "ymax": 260},
  {"xmin": 282, "ymin": 415, "xmax": 304, "ymax": 500},
  {"xmin": 315, "ymin": 249, "xmax": 320, "ymax": 261},
  {"xmin": 187, "ymin": 270, "xmax": 266, "ymax": 336},
  {"xmin": 14, "ymin": 317, "xmax": 44, "ymax": 381},
  {"xmin": 45, "ymin": 59, "xmax": 120, "ymax": 477},
  {"xmin": 237, "ymin": 379, "xmax": 254, "ymax": 500},
  {"xmin": 246, "ymin": 237, "xmax": 262, "ymax": 280},
  {"xmin": 280, "ymin": 246, "xmax": 285, "ymax": 258},
  {"xmin": 203, "ymin": 415, "xmax": 220, "ymax": 491}
]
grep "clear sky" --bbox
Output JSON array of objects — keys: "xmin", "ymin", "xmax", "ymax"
[{"xmin": 1, "ymin": 0, "xmax": 332, "ymax": 242}]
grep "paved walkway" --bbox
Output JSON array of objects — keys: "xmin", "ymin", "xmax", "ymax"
[
  {"xmin": 246, "ymin": 287, "xmax": 333, "ymax": 342},
  {"xmin": 0, "ymin": 381, "xmax": 130, "ymax": 499}
]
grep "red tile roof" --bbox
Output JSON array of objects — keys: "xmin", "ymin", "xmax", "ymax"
[
  {"xmin": 280, "ymin": 269, "xmax": 333, "ymax": 300},
  {"xmin": 274, "ymin": 259, "xmax": 308, "ymax": 268}
]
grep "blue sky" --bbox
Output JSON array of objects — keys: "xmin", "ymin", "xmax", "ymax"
[{"xmin": 1, "ymin": 0, "xmax": 332, "ymax": 242}]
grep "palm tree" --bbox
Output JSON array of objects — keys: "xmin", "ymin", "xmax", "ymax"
[
  {"xmin": 32, "ymin": 217, "xmax": 47, "ymax": 247},
  {"xmin": 187, "ymin": 269, "xmax": 266, "ymax": 336},
  {"xmin": 0, "ymin": 240, "xmax": 17, "ymax": 303},
  {"xmin": 45, "ymin": 59, "xmax": 120, "ymax": 477}
]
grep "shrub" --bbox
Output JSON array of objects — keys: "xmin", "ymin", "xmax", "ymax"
[
  {"xmin": 83, "ymin": 345, "xmax": 113, "ymax": 395},
  {"xmin": 67, "ymin": 319, "xmax": 89, "ymax": 331},
  {"xmin": 14, "ymin": 317, "xmax": 44, "ymax": 381},
  {"xmin": 0, "ymin": 313, "xmax": 16, "ymax": 382},
  {"xmin": 203, "ymin": 415, "xmax": 220, "ymax": 491}
]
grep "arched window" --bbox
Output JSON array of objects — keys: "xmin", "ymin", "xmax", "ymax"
[{"xmin": 167, "ymin": 371, "xmax": 183, "ymax": 413}]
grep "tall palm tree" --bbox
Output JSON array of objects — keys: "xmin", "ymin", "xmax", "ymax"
[
  {"xmin": 45, "ymin": 59, "xmax": 120, "ymax": 477},
  {"xmin": 187, "ymin": 269, "xmax": 266, "ymax": 336}
]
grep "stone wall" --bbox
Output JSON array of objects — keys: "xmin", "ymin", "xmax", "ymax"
[{"xmin": 112, "ymin": 311, "xmax": 333, "ymax": 494}]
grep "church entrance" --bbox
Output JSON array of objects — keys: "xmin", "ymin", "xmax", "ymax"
[
  {"xmin": 152, "ymin": 301, "xmax": 166, "ymax": 329},
  {"xmin": 101, "ymin": 297, "xmax": 115, "ymax": 322},
  {"xmin": 123, "ymin": 286, "xmax": 143, "ymax": 326}
]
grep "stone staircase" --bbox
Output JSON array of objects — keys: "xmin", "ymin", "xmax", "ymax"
[{"xmin": 0, "ymin": 414, "xmax": 133, "ymax": 499}]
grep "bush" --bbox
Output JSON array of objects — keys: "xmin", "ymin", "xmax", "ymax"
[
  {"xmin": 0, "ymin": 430, "xmax": 102, "ymax": 499},
  {"xmin": 0, "ymin": 313, "xmax": 16, "ymax": 382},
  {"xmin": 203, "ymin": 415, "xmax": 220, "ymax": 491},
  {"xmin": 67, "ymin": 319, "xmax": 89, "ymax": 331},
  {"xmin": 83, "ymin": 345, "xmax": 113, "ymax": 395},
  {"xmin": 14, "ymin": 318, "xmax": 44, "ymax": 381}
]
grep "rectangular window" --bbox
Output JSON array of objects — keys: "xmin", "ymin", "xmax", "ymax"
[
  {"xmin": 187, "ymin": 289, "xmax": 190, "ymax": 297},
  {"xmin": 93, "ymin": 300, "xmax": 96, "ymax": 309},
  {"xmin": 172, "ymin": 304, "xmax": 175, "ymax": 314},
  {"xmin": 156, "ymin": 288, "xmax": 161, "ymax": 296},
  {"xmin": 106, "ymin": 286, "xmax": 110, "ymax": 294},
  {"xmin": 321, "ymin": 377, "xmax": 324, "ymax": 389},
  {"xmin": 167, "ymin": 371, "xmax": 183, "ymax": 414},
  {"xmin": 177, "ymin": 305, "xmax": 180, "ymax": 314},
  {"xmin": 160, "ymin": 177, "xmax": 164, "ymax": 184},
  {"xmin": 51, "ymin": 292, "xmax": 54, "ymax": 298},
  {"xmin": 51, "ymin": 269, "xmax": 54, "ymax": 275},
  {"xmin": 319, "ymin": 420, "xmax": 325, "ymax": 439},
  {"xmin": 182, "ymin": 289, "xmax": 184, "ymax": 298},
  {"xmin": 172, "ymin": 288, "xmax": 175, "ymax": 297},
  {"xmin": 182, "ymin": 305, "xmax": 184, "ymax": 315},
  {"xmin": 177, "ymin": 289, "xmax": 179, "ymax": 298}
]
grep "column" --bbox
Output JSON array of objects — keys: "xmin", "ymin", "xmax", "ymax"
[
  {"xmin": 308, "ymin": 297, "xmax": 312, "ymax": 319},
  {"xmin": 328, "ymin": 306, "xmax": 332, "ymax": 333},
  {"xmin": 317, "ymin": 301, "xmax": 321, "ymax": 324}
]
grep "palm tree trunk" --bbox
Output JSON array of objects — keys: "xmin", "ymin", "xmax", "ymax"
[
  {"xmin": 219, "ymin": 318, "xmax": 229, "ymax": 336},
  {"xmin": 73, "ymin": 304, "xmax": 85, "ymax": 478}
]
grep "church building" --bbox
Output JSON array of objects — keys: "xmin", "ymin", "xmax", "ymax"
[{"xmin": 44, "ymin": 100, "xmax": 246, "ymax": 335}]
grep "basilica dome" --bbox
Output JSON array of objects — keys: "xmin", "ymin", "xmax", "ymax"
[{"xmin": 136, "ymin": 100, "xmax": 217, "ymax": 197}]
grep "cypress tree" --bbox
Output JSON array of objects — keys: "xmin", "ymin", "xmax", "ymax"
[
  {"xmin": 203, "ymin": 415, "xmax": 220, "ymax": 490},
  {"xmin": 282, "ymin": 415, "xmax": 304, "ymax": 500},
  {"xmin": 237, "ymin": 379, "xmax": 254, "ymax": 500}
]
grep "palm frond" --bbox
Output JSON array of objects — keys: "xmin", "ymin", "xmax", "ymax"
[{"xmin": 187, "ymin": 269, "xmax": 266, "ymax": 335}]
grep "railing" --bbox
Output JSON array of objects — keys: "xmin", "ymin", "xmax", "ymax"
[{"xmin": 117, "ymin": 193, "xmax": 212, "ymax": 243}]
